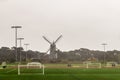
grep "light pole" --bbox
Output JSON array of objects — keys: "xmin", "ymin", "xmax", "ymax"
[
  {"xmin": 24, "ymin": 44, "xmax": 29, "ymax": 61},
  {"xmin": 101, "ymin": 43, "xmax": 107, "ymax": 64},
  {"xmin": 11, "ymin": 26, "xmax": 22, "ymax": 61},
  {"xmin": 17, "ymin": 38, "xmax": 24, "ymax": 63},
  {"xmin": 114, "ymin": 53, "xmax": 117, "ymax": 62}
]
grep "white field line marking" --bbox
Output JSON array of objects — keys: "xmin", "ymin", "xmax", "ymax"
[{"xmin": 6, "ymin": 69, "xmax": 16, "ymax": 73}]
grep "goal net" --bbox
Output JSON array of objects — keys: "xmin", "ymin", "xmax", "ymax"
[
  {"xmin": 86, "ymin": 62, "xmax": 101, "ymax": 69},
  {"xmin": 18, "ymin": 62, "xmax": 44, "ymax": 75},
  {"xmin": 106, "ymin": 62, "xmax": 118, "ymax": 67}
]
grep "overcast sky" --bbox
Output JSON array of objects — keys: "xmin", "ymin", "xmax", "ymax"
[{"xmin": 0, "ymin": 0, "xmax": 120, "ymax": 52}]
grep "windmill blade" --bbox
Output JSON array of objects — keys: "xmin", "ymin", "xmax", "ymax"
[
  {"xmin": 55, "ymin": 35, "xmax": 62, "ymax": 44},
  {"xmin": 46, "ymin": 48, "xmax": 50, "ymax": 54},
  {"xmin": 43, "ymin": 36, "xmax": 52, "ymax": 44},
  {"xmin": 43, "ymin": 48, "xmax": 50, "ymax": 56}
]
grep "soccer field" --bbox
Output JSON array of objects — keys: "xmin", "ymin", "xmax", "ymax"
[{"xmin": 1, "ymin": 68, "xmax": 120, "ymax": 80}]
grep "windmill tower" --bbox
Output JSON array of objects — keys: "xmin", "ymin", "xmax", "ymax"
[{"xmin": 43, "ymin": 35, "xmax": 62, "ymax": 60}]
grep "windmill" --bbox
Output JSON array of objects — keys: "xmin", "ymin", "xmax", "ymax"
[{"xmin": 43, "ymin": 35, "xmax": 62, "ymax": 59}]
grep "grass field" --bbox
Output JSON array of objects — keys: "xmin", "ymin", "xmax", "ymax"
[{"xmin": 1, "ymin": 66, "xmax": 120, "ymax": 80}]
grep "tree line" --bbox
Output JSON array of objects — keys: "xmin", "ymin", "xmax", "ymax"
[{"xmin": 0, "ymin": 47, "xmax": 120, "ymax": 63}]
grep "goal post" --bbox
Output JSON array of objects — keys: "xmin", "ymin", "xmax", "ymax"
[
  {"xmin": 86, "ymin": 62, "xmax": 101, "ymax": 69},
  {"xmin": 18, "ymin": 62, "xmax": 44, "ymax": 75}
]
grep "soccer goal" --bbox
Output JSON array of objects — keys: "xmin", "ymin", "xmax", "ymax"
[
  {"xmin": 106, "ymin": 62, "xmax": 118, "ymax": 67},
  {"xmin": 86, "ymin": 62, "xmax": 101, "ymax": 69},
  {"xmin": 18, "ymin": 62, "xmax": 44, "ymax": 75}
]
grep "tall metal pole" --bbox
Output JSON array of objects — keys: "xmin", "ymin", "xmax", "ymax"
[
  {"xmin": 15, "ymin": 28, "xmax": 17, "ymax": 49},
  {"xmin": 11, "ymin": 26, "xmax": 22, "ymax": 61},
  {"xmin": 101, "ymin": 43, "xmax": 107, "ymax": 64},
  {"xmin": 24, "ymin": 44, "xmax": 29, "ymax": 62},
  {"xmin": 17, "ymin": 38, "xmax": 24, "ymax": 64}
]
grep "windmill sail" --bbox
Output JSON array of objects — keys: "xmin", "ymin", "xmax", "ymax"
[{"xmin": 55, "ymin": 35, "xmax": 62, "ymax": 44}]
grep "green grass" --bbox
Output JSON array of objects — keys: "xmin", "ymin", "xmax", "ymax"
[{"xmin": 1, "ymin": 68, "xmax": 120, "ymax": 80}]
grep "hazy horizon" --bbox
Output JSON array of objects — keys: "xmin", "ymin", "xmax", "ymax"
[{"xmin": 0, "ymin": 0, "xmax": 120, "ymax": 52}]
